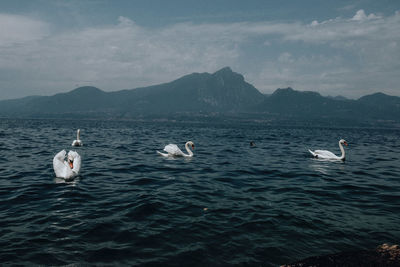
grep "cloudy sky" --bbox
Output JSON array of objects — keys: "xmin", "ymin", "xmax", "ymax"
[{"xmin": 0, "ymin": 0, "xmax": 399, "ymax": 100}]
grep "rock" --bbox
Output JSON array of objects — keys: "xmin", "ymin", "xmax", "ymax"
[{"xmin": 282, "ymin": 244, "xmax": 400, "ymax": 267}]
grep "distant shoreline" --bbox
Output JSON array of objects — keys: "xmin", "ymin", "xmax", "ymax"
[{"xmin": 1, "ymin": 116, "xmax": 400, "ymax": 129}]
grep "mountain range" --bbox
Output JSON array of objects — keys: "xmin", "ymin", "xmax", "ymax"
[{"xmin": 0, "ymin": 67, "xmax": 399, "ymax": 125}]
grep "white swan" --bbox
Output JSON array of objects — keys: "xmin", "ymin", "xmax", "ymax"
[
  {"xmin": 72, "ymin": 129, "xmax": 82, "ymax": 146},
  {"xmin": 53, "ymin": 150, "xmax": 81, "ymax": 179},
  {"xmin": 157, "ymin": 141, "xmax": 195, "ymax": 157},
  {"xmin": 309, "ymin": 139, "xmax": 348, "ymax": 160}
]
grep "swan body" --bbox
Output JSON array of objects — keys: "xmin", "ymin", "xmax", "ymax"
[
  {"xmin": 157, "ymin": 141, "xmax": 195, "ymax": 157},
  {"xmin": 72, "ymin": 129, "xmax": 82, "ymax": 146},
  {"xmin": 309, "ymin": 139, "xmax": 348, "ymax": 160},
  {"xmin": 53, "ymin": 150, "xmax": 81, "ymax": 179}
]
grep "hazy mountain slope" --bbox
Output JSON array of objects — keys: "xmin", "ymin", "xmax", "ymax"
[
  {"xmin": 0, "ymin": 68, "xmax": 399, "ymax": 124},
  {"xmin": 0, "ymin": 67, "xmax": 264, "ymax": 117}
]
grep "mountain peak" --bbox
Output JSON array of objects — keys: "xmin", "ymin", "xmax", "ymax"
[
  {"xmin": 271, "ymin": 87, "xmax": 294, "ymax": 95},
  {"xmin": 358, "ymin": 92, "xmax": 400, "ymax": 106},
  {"xmin": 212, "ymin": 67, "xmax": 244, "ymax": 83},
  {"xmin": 213, "ymin": 66, "xmax": 233, "ymax": 75},
  {"xmin": 270, "ymin": 87, "xmax": 323, "ymax": 101},
  {"xmin": 278, "ymin": 87, "xmax": 294, "ymax": 91},
  {"xmin": 358, "ymin": 92, "xmax": 389, "ymax": 100},
  {"xmin": 327, "ymin": 95, "xmax": 349, "ymax": 101},
  {"xmin": 68, "ymin": 86, "xmax": 104, "ymax": 96}
]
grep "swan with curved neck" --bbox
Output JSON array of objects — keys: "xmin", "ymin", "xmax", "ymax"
[
  {"xmin": 72, "ymin": 129, "xmax": 82, "ymax": 146},
  {"xmin": 53, "ymin": 150, "xmax": 81, "ymax": 179},
  {"xmin": 157, "ymin": 141, "xmax": 195, "ymax": 157},
  {"xmin": 309, "ymin": 139, "xmax": 348, "ymax": 160}
]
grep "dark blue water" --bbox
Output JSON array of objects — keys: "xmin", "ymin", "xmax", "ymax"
[{"xmin": 0, "ymin": 119, "xmax": 399, "ymax": 266}]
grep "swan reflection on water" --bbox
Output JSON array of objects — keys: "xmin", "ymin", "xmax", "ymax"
[
  {"xmin": 309, "ymin": 158, "xmax": 346, "ymax": 175},
  {"xmin": 54, "ymin": 176, "xmax": 81, "ymax": 185},
  {"xmin": 310, "ymin": 161, "xmax": 331, "ymax": 175}
]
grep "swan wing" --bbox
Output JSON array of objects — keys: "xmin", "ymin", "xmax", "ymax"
[
  {"xmin": 53, "ymin": 150, "xmax": 74, "ymax": 178},
  {"xmin": 313, "ymin": 149, "xmax": 339, "ymax": 159},
  {"xmin": 163, "ymin": 144, "xmax": 184, "ymax": 156},
  {"xmin": 54, "ymin": 149, "xmax": 66, "ymax": 161}
]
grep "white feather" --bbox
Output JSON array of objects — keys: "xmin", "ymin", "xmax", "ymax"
[
  {"xmin": 308, "ymin": 139, "xmax": 348, "ymax": 160},
  {"xmin": 72, "ymin": 129, "xmax": 83, "ymax": 146},
  {"xmin": 157, "ymin": 141, "xmax": 194, "ymax": 157},
  {"xmin": 53, "ymin": 150, "xmax": 81, "ymax": 179},
  {"xmin": 164, "ymin": 144, "xmax": 184, "ymax": 156}
]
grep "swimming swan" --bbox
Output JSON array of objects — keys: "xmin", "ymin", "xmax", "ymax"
[
  {"xmin": 309, "ymin": 139, "xmax": 348, "ymax": 160},
  {"xmin": 72, "ymin": 129, "xmax": 82, "ymax": 146},
  {"xmin": 157, "ymin": 141, "xmax": 195, "ymax": 157},
  {"xmin": 53, "ymin": 150, "xmax": 81, "ymax": 179}
]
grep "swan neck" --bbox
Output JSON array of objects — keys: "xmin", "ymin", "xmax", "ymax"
[
  {"xmin": 77, "ymin": 129, "xmax": 80, "ymax": 140},
  {"xmin": 338, "ymin": 141, "xmax": 345, "ymax": 160},
  {"xmin": 185, "ymin": 142, "xmax": 193, "ymax": 157}
]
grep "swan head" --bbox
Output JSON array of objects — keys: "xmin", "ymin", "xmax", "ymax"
[
  {"xmin": 67, "ymin": 154, "xmax": 74, "ymax": 169},
  {"xmin": 339, "ymin": 139, "xmax": 348, "ymax": 146},
  {"xmin": 186, "ymin": 141, "xmax": 195, "ymax": 150}
]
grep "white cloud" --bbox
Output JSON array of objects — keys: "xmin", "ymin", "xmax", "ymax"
[
  {"xmin": 351, "ymin": 9, "xmax": 380, "ymax": 21},
  {"xmin": 0, "ymin": 9, "xmax": 399, "ymax": 99},
  {"xmin": 0, "ymin": 14, "xmax": 49, "ymax": 46},
  {"xmin": 250, "ymin": 10, "xmax": 400, "ymax": 97},
  {"xmin": 0, "ymin": 16, "xmax": 240, "ymax": 98}
]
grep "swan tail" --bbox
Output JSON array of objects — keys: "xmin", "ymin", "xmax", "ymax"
[
  {"xmin": 157, "ymin": 151, "xmax": 169, "ymax": 157},
  {"xmin": 308, "ymin": 149, "xmax": 317, "ymax": 157}
]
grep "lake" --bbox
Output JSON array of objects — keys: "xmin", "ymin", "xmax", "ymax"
[{"xmin": 0, "ymin": 118, "xmax": 399, "ymax": 266}]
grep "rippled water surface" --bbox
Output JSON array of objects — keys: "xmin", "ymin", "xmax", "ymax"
[{"xmin": 0, "ymin": 119, "xmax": 399, "ymax": 266}]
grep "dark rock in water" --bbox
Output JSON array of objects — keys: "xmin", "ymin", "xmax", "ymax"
[{"xmin": 282, "ymin": 244, "xmax": 400, "ymax": 267}]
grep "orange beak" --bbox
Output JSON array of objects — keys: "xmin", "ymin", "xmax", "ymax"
[
  {"xmin": 192, "ymin": 145, "xmax": 195, "ymax": 150},
  {"xmin": 344, "ymin": 142, "xmax": 348, "ymax": 146},
  {"xmin": 69, "ymin": 161, "xmax": 73, "ymax": 169}
]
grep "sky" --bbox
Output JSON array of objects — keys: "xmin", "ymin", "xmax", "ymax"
[{"xmin": 0, "ymin": 0, "xmax": 399, "ymax": 100}]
